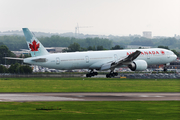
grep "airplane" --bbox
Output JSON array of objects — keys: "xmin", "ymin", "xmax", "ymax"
[{"xmin": 11, "ymin": 28, "xmax": 178, "ymax": 78}]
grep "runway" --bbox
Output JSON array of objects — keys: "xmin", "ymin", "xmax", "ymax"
[{"xmin": 0, "ymin": 93, "xmax": 179, "ymax": 102}]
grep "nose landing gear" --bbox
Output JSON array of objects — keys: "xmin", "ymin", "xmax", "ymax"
[{"xmin": 164, "ymin": 64, "xmax": 167, "ymax": 72}]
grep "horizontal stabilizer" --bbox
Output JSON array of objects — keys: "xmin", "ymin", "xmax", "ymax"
[{"xmin": 3, "ymin": 57, "xmax": 24, "ymax": 61}]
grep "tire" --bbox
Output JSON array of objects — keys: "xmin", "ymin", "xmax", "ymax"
[
  {"xmin": 94, "ymin": 72, "xmax": 98, "ymax": 75},
  {"xmin": 86, "ymin": 74, "xmax": 91, "ymax": 77},
  {"xmin": 164, "ymin": 68, "xmax": 167, "ymax": 72},
  {"xmin": 114, "ymin": 72, "xmax": 118, "ymax": 76},
  {"xmin": 106, "ymin": 74, "xmax": 111, "ymax": 78}
]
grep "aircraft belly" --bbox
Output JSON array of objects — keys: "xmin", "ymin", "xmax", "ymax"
[{"xmin": 53, "ymin": 61, "xmax": 90, "ymax": 70}]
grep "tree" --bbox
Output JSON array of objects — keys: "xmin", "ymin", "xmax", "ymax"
[
  {"xmin": 67, "ymin": 43, "xmax": 80, "ymax": 52},
  {"xmin": 130, "ymin": 37, "xmax": 154, "ymax": 46},
  {"xmin": 87, "ymin": 46, "xmax": 93, "ymax": 50},
  {"xmin": 24, "ymin": 53, "xmax": 31, "ymax": 58},
  {"xmin": 171, "ymin": 50, "xmax": 180, "ymax": 57},
  {"xmin": 19, "ymin": 65, "xmax": 32, "ymax": 74},
  {"xmin": 8, "ymin": 63, "xmax": 20, "ymax": 73},
  {"xmin": 96, "ymin": 46, "xmax": 104, "ymax": 50},
  {"xmin": 111, "ymin": 45, "xmax": 123, "ymax": 50},
  {"xmin": 8, "ymin": 63, "xmax": 32, "ymax": 74},
  {"xmin": 158, "ymin": 46, "xmax": 169, "ymax": 50},
  {"xmin": 0, "ymin": 45, "xmax": 16, "ymax": 64},
  {"xmin": 0, "ymin": 65, "xmax": 8, "ymax": 73},
  {"xmin": 19, "ymin": 54, "xmax": 23, "ymax": 58},
  {"xmin": 0, "ymin": 42, "xmax": 4, "ymax": 46}
]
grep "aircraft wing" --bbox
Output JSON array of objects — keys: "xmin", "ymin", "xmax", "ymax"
[{"xmin": 100, "ymin": 50, "xmax": 141, "ymax": 70}]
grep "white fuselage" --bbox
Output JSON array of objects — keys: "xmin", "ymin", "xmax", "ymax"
[{"xmin": 24, "ymin": 48, "xmax": 177, "ymax": 70}]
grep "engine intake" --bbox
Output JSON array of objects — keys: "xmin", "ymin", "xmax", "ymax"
[{"xmin": 128, "ymin": 60, "xmax": 147, "ymax": 71}]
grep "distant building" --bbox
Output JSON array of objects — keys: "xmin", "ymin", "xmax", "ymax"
[
  {"xmin": 45, "ymin": 47, "xmax": 67, "ymax": 53},
  {"xmin": 12, "ymin": 50, "xmax": 30, "ymax": 57},
  {"xmin": 174, "ymin": 34, "xmax": 180, "ymax": 39},
  {"xmin": 143, "ymin": 31, "xmax": 152, "ymax": 39}
]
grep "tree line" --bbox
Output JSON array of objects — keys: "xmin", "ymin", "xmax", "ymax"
[
  {"xmin": 64, "ymin": 43, "xmax": 179, "ymax": 57},
  {"xmin": 0, "ymin": 43, "xmax": 16, "ymax": 65},
  {"xmin": 0, "ymin": 35, "xmax": 179, "ymax": 51},
  {"xmin": 0, "ymin": 63, "xmax": 32, "ymax": 74},
  {"xmin": 111, "ymin": 36, "xmax": 180, "ymax": 50},
  {"xmin": 0, "ymin": 35, "xmax": 179, "ymax": 58},
  {"xmin": 0, "ymin": 35, "xmax": 112, "ymax": 51},
  {"xmin": 63, "ymin": 43, "xmax": 123, "ymax": 52},
  {"xmin": 0, "ymin": 44, "xmax": 32, "ymax": 73}
]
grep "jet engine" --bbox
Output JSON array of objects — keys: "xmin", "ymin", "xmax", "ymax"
[{"xmin": 128, "ymin": 60, "xmax": 147, "ymax": 71}]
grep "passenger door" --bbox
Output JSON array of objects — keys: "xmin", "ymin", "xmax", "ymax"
[
  {"xmin": 85, "ymin": 56, "xmax": 89, "ymax": 63},
  {"xmin": 56, "ymin": 57, "xmax": 60, "ymax": 65}
]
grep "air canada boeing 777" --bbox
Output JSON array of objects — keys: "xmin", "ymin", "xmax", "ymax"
[{"xmin": 13, "ymin": 28, "xmax": 177, "ymax": 77}]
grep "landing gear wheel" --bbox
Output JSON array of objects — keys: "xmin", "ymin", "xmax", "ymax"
[
  {"xmin": 86, "ymin": 70, "xmax": 98, "ymax": 78},
  {"xmin": 106, "ymin": 74, "xmax": 111, "ymax": 78},
  {"xmin": 164, "ymin": 68, "xmax": 167, "ymax": 72},
  {"xmin": 94, "ymin": 72, "xmax": 98, "ymax": 75},
  {"xmin": 164, "ymin": 64, "xmax": 168, "ymax": 72},
  {"xmin": 114, "ymin": 72, "xmax": 118, "ymax": 76},
  {"xmin": 86, "ymin": 73, "xmax": 91, "ymax": 77},
  {"xmin": 106, "ymin": 72, "xmax": 118, "ymax": 78}
]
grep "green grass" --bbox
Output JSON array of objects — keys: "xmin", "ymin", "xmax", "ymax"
[
  {"xmin": 0, "ymin": 78, "xmax": 179, "ymax": 92},
  {"xmin": 0, "ymin": 78, "xmax": 179, "ymax": 120},
  {"xmin": 0, "ymin": 101, "xmax": 179, "ymax": 120}
]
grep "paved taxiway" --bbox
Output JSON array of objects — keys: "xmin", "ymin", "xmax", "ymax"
[{"xmin": 0, "ymin": 93, "xmax": 179, "ymax": 102}]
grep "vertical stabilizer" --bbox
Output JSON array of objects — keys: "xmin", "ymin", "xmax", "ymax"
[{"xmin": 22, "ymin": 28, "xmax": 49, "ymax": 57}]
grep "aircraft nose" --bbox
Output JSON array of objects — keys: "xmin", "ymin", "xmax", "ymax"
[{"xmin": 174, "ymin": 54, "xmax": 177, "ymax": 61}]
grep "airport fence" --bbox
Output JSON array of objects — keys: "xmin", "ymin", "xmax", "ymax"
[
  {"xmin": 0, "ymin": 72, "xmax": 180, "ymax": 79},
  {"xmin": 0, "ymin": 73, "xmax": 84, "ymax": 78}
]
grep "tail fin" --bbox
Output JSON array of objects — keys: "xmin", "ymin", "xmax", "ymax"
[{"xmin": 22, "ymin": 28, "xmax": 49, "ymax": 57}]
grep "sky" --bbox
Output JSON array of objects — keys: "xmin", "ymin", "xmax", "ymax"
[{"xmin": 0, "ymin": 0, "xmax": 180, "ymax": 36}]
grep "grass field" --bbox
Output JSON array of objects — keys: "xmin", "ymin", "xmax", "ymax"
[
  {"xmin": 0, "ymin": 101, "xmax": 179, "ymax": 120},
  {"xmin": 0, "ymin": 77, "xmax": 179, "ymax": 92},
  {"xmin": 0, "ymin": 77, "xmax": 179, "ymax": 120}
]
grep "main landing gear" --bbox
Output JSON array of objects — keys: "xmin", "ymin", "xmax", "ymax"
[
  {"xmin": 164, "ymin": 64, "xmax": 167, "ymax": 72},
  {"xmin": 86, "ymin": 70, "xmax": 98, "ymax": 77},
  {"xmin": 106, "ymin": 71, "xmax": 118, "ymax": 78}
]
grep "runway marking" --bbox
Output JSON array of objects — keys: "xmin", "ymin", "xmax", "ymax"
[
  {"xmin": 139, "ymin": 95, "xmax": 164, "ymax": 98},
  {"xmin": 0, "ymin": 94, "xmax": 84, "ymax": 101},
  {"xmin": 139, "ymin": 95, "xmax": 149, "ymax": 97},
  {"xmin": 0, "ymin": 93, "xmax": 179, "ymax": 101},
  {"xmin": 153, "ymin": 95, "xmax": 164, "ymax": 97}
]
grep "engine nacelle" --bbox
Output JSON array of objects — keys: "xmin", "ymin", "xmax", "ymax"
[{"xmin": 128, "ymin": 60, "xmax": 147, "ymax": 71}]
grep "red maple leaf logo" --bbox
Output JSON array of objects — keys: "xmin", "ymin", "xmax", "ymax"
[
  {"xmin": 161, "ymin": 51, "xmax": 165, "ymax": 55},
  {"xmin": 29, "ymin": 40, "xmax": 40, "ymax": 51}
]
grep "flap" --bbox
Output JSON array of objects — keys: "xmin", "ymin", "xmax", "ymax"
[
  {"xmin": 100, "ymin": 62, "xmax": 112, "ymax": 71},
  {"xmin": 111, "ymin": 50, "xmax": 141, "ymax": 68}
]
